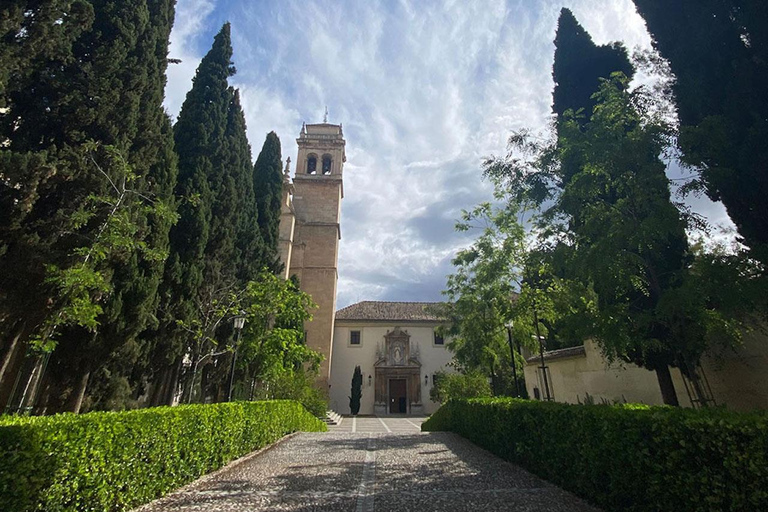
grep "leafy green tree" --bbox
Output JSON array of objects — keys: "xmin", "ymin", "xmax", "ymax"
[
  {"xmin": 556, "ymin": 75, "xmax": 692, "ymax": 405},
  {"xmin": 442, "ymin": 202, "xmax": 526, "ymax": 393},
  {"xmin": 252, "ymin": 131, "xmax": 284, "ymax": 273},
  {"xmin": 442, "ymin": 200, "xmax": 593, "ymax": 396},
  {"xmin": 429, "ymin": 371, "xmax": 492, "ymax": 403},
  {"xmin": 633, "ymin": 0, "xmax": 768, "ymax": 265},
  {"xmin": 349, "ymin": 365, "xmax": 362, "ymax": 415},
  {"xmin": 236, "ymin": 271, "xmax": 319, "ymax": 389},
  {"xmin": 487, "ymin": 75, "xmax": 759, "ymax": 405}
]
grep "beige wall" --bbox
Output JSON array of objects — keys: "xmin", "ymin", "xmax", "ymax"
[
  {"xmin": 329, "ymin": 321, "xmax": 455, "ymax": 415},
  {"xmin": 524, "ymin": 335, "xmax": 768, "ymax": 411},
  {"xmin": 701, "ymin": 330, "xmax": 768, "ymax": 411}
]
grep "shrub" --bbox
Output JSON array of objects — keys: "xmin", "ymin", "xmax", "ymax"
[
  {"xmin": 0, "ymin": 400, "xmax": 326, "ymax": 512},
  {"xmin": 422, "ymin": 398, "xmax": 768, "ymax": 512},
  {"xmin": 429, "ymin": 370, "xmax": 492, "ymax": 403},
  {"xmin": 349, "ymin": 365, "xmax": 362, "ymax": 415},
  {"xmin": 252, "ymin": 371, "xmax": 329, "ymax": 418}
]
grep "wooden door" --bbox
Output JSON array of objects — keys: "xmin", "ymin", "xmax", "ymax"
[{"xmin": 389, "ymin": 378, "xmax": 407, "ymax": 414}]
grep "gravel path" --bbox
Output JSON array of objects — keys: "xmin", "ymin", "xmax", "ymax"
[{"xmin": 135, "ymin": 417, "xmax": 600, "ymax": 511}]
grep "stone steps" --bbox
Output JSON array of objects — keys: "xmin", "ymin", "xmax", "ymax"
[{"xmin": 323, "ymin": 410, "xmax": 342, "ymax": 425}]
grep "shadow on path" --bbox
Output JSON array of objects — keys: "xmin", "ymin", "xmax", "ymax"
[{"xmin": 135, "ymin": 432, "xmax": 600, "ymax": 512}]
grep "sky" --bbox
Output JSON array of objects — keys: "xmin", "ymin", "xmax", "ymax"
[{"xmin": 163, "ymin": 0, "xmax": 735, "ymax": 309}]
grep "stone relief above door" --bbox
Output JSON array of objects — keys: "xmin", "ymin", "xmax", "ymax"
[{"xmin": 373, "ymin": 327, "xmax": 423, "ymax": 415}]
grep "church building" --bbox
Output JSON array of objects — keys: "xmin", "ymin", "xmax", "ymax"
[{"xmin": 278, "ymin": 120, "xmax": 455, "ymax": 415}]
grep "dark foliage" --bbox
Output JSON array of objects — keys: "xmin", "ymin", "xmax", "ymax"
[
  {"xmin": 0, "ymin": 0, "xmax": 178, "ymax": 413},
  {"xmin": 349, "ymin": 365, "xmax": 362, "ymax": 415},
  {"xmin": 633, "ymin": 0, "xmax": 768, "ymax": 264},
  {"xmin": 253, "ymin": 131, "xmax": 284, "ymax": 273},
  {"xmin": 424, "ymin": 399, "xmax": 768, "ymax": 512},
  {"xmin": 552, "ymin": 8, "xmax": 633, "ymax": 127}
]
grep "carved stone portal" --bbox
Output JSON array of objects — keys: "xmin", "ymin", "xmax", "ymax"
[{"xmin": 374, "ymin": 327, "xmax": 422, "ymax": 414}]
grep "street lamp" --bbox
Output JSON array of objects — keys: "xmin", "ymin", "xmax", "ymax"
[
  {"xmin": 532, "ymin": 309, "xmax": 553, "ymax": 401},
  {"xmin": 228, "ymin": 311, "xmax": 246, "ymax": 402},
  {"xmin": 505, "ymin": 320, "xmax": 520, "ymax": 398}
]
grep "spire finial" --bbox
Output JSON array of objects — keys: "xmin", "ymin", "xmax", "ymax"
[{"xmin": 323, "ymin": 106, "xmax": 328, "ymax": 123}]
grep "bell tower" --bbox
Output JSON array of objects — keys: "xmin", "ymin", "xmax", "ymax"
[{"xmin": 280, "ymin": 120, "xmax": 346, "ymax": 386}]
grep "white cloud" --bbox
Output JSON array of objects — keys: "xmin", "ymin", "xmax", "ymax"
[
  {"xmin": 165, "ymin": 0, "xmax": 737, "ymax": 309},
  {"xmin": 164, "ymin": 0, "xmax": 216, "ymax": 118}
]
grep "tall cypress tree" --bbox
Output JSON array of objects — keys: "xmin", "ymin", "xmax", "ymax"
[
  {"xmin": 226, "ymin": 91, "xmax": 264, "ymax": 283},
  {"xmin": 552, "ymin": 8, "xmax": 634, "ymax": 126},
  {"xmin": 0, "ymin": 1, "xmax": 95, "ymax": 405},
  {"xmin": 253, "ymin": 131, "xmax": 284, "ymax": 273},
  {"xmin": 632, "ymin": 0, "xmax": 768, "ymax": 265},
  {"xmin": 551, "ymin": 9, "xmax": 634, "ymax": 187},
  {"xmin": 149, "ymin": 24, "xmax": 236, "ymax": 406},
  {"xmin": 0, "ymin": 0, "xmax": 178, "ymax": 413}
]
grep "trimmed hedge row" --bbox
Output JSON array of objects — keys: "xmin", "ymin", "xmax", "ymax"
[
  {"xmin": 1, "ymin": 400, "xmax": 326, "ymax": 511},
  {"xmin": 422, "ymin": 398, "xmax": 768, "ymax": 512}
]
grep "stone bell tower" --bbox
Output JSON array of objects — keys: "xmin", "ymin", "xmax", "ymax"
[{"xmin": 278, "ymin": 118, "xmax": 346, "ymax": 387}]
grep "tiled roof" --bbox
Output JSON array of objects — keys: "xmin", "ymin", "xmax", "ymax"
[
  {"xmin": 525, "ymin": 345, "xmax": 586, "ymax": 364},
  {"xmin": 335, "ymin": 301, "xmax": 448, "ymax": 322}
]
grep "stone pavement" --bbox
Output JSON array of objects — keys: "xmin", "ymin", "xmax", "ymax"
[{"xmin": 136, "ymin": 417, "xmax": 600, "ymax": 512}]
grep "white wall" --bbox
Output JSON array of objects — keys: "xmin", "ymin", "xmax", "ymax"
[{"xmin": 329, "ymin": 322, "xmax": 455, "ymax": 415}]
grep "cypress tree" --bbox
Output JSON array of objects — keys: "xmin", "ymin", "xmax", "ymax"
[
  {"xmin": 252, "ymin": 131, "xmax": 284, "ymax": 273},
  {"xmin": 552, "ymin": 8, "xmax": 634, "ymax": 126},
  {"xmin": 632, "ymin": 0, "xmax": 768, "ymax": 265},
  {"xmin": 149, "ymin": 24, "xmax": 236, "ymax": 405},
  {"xmin": 226, "ymin": 91, "xmax": 264, "ymax": 283},
  {"xmin": 349, "ymin": 365, "xmax": 362, "ymax": 415},
  {"xmin": 552, "ymin": 9, "xmax": 634, "ymax": 186},
  {"xmin": 0, "ymin": 0, "xmax": 178, "ymax": 412}
]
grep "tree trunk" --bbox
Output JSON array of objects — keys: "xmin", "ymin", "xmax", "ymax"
[
  {"xmin": 162, "ymin": 359, "xmax": 181, "ymax": 406},
  {"xmin": 70, "ymin": 370, "xmax": 90, "ymax": 414},
  {"xmin": 0, "ymin": 322, "xmax": 25, "ymax": 384},
  {"xmin": 18, "ymin": 355, "xmax": 45, "ymax": 411},
  {"xmin": 0, "ymin": 323, "xmax": 27, "ymax": 409},
  {"xmin": 655, "ymin": 365, "xmax": 679, "ymax": 406},
  {"xmin": 150, "ymin": 365, "xmax": 171, "ymax": 406}
]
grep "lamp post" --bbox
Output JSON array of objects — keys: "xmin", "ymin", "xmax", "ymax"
[
  {"xmin": 228, "ymin": 312, "xmax": 246, "ymax": 402},
  {"xmin": 505, "ymin": 320, "xmax": 520, "ymax": 398},
  {"xmin": 533, "ymin": 308, "xmax": 553, "ymax": 401}
]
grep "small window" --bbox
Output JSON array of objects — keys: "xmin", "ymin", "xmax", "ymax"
[
  {"xmin": 307, "ymin": 155, "xmax": 317, "ymax": 174},
  {"xmin": 350, "ymin": 330, "xmax": 361, "ymax": 345},
  {"xmin": 322, "ymin": 155, "xmax": 332, "ymax": 175},
  {"xmin": 434, "ymin": 331, "xmax": 444, "ymax": 345}
]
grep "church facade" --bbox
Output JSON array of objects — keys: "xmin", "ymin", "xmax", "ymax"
[
  {"xmin": 329, "ymin": 301, "xmax": 454, "ymax": 416},
  {"xmin": 278, "ymin": 121, "xmax": 455, "ymax": 414}
]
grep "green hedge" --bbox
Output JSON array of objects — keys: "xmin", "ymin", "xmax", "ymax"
[
  {"xmin": 422, "ymin": 398, "xmax": 768, "ymax": 512},
  {"xmin": 0, "ymin": 400, "xmax": 326, "ymax": 511}
]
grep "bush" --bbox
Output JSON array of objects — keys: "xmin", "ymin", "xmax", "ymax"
[
  {"xmin": 429, "ymin": 371, "xmax": 492, "ymax": 403},
  {"xmin": 349, "ymin": 365, "xmax": 362, "ymax": 415},
  {"xmin": 422, "ymin": 398, "xmax": 768, "ymax": 512},
  {"xmin": 1, "ymin": 400, "xmax": 326, "ymax": 512},
  {"xmin": 252, "ymin": 371, "xmax": 329, "ymax": 418}
]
